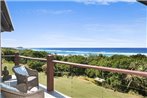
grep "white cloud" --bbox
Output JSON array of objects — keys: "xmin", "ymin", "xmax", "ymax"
[
  {"xmin": 75, "ymin": 0, "xmax": 136, "ymax": 5},
  {"xmin": 83, "ymin": 23, "xmax": 145, "ymax": 35},
  {"xmin": 35, "ymin": 9, "xmax": 73, "ymax": 15},
  {"xmin": 14, "ymin": 9, "xmax": 73, "ymax": 15},
  {"xmin": 1, "ymin": 38, "xmax": 20, "ymax": 47},
  {"xmin": 7, "ymin": 0, "xmax": 137, "ymax": 4}
]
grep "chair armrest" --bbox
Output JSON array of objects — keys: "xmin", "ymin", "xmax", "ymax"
[{"xmin": 26, "ymin": 67, "xmax": 38, "ymax": 76}]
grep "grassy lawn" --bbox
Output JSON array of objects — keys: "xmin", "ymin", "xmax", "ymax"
[
  {"xmin": 39, "ymin": 72, "xmax": 144, "ymax": 98},
  {"xmin": 2, "ymin": 62, "xmax": 145, "ymax": 98}
]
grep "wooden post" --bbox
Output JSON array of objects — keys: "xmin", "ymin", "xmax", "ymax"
[
  {"xmin": 14, "ymin": 53, "xmax": 19, "ymax": 65},
  {"xmin": 47, "ymin": 55, "xmax": 54, "ymax": 92}
]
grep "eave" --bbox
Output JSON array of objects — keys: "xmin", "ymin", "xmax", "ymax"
[
  {"xmin": 137, "ymin": 0, "xmax": 147, "ymax": 5},
  {"xmin": 1, "ymin": 0, "xmax": 14, "ymax": 32}
]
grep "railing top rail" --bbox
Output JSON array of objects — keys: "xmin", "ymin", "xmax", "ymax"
[
  {"xmin": 2, "ymin": 55, "xmax": 15, "ymax": 57},
  {"xmin": 53, "ymin": 60, "xmax": 147, "ymax": 77},
  {"xmin": 3, "ymin": 55, "xmax": 47, "ymax": 61},
  {"xmin": 19, "ymin": 55, "xmax": 47, "ymax": 61}
]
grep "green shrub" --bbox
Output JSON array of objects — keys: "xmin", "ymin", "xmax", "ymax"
[
  {"xmin": 27, "ymin": 60, "xmax": 44, "ymax": 72},
  {"xmin": 42, "ymin": 64, "xmax": 47, "ymax": 74},
  {"xmin": 20, "ymin": 49, "xmax": 48, "ymax": 58}
]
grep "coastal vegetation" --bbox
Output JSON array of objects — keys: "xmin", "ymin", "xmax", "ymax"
[
  {"xmin": 2, "ymin": 62, "xmax": 144, "ymax": 98},
  {"xmin": 2, "ymin": 48, "xmax": 147, "ymax": 97}
]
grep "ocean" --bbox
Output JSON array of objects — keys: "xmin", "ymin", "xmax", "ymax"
[{"xmin": 31, "ymin": 48, "xmax": 147, "ymax": 56}]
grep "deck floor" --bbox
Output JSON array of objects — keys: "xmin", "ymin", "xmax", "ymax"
[{"xmin": 3, "ymin": 75, "xmax": 70, "ymax": 98}]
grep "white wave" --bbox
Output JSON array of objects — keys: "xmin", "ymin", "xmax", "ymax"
[{"xmin": 31, "ymin": 48, "xmax": 147, "ymax": 56}]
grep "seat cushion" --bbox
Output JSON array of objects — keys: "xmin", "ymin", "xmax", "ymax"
[
  {"xmin": 27, "ymin": 87, "xmax": 38, "ymax": 93},
  {"xmin": 27, "ymin": 76, "xmax": 37, "ymax": 81},
  {"xmin": 14, "ymin": 66, "xmax": 29, "ymax": 76}
]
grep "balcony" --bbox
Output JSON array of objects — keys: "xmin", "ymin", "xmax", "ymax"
[{"xmin": 1, "ymin": 53, "xmax": 147, "ymax": 98}]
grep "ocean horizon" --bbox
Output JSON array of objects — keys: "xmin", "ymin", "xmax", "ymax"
[{"xmin": 30, "ymin": 48, "xmax": 147, "ymax": 56}]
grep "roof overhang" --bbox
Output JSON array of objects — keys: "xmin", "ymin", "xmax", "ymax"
[
  {"xmin": 1, "ymin": 0, "xmax": 14, "ymax": 32},
  {"xmin": 137, "ymin": 0, "xmax": 147, "ymax": 5}
]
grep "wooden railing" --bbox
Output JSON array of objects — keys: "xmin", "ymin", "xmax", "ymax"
[
  {"xmin": 19, "ymin": 55, "xmax": 47, "ymax": 61},
  {"xmin": 3, "ymin": 53, "xmax": 147, "ymax": 92}
]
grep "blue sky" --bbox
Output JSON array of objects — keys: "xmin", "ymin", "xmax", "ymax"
[{"xmin": 2, "ymin": 0, "xmax": 147, "ymax": 48}]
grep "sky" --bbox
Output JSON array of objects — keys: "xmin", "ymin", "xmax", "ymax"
[{"xmin": 2, "ymin": 0, "xmax": 147, "ymax": 48}]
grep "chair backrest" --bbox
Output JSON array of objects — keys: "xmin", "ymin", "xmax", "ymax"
[{"xmin": 13, "ymin": 66, "xmax": 29, "ymax": 76}]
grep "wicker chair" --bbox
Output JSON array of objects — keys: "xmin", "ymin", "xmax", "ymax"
[{"xmin": 12, "ymin": 65, "xmax": 39, "ymax": 90}]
